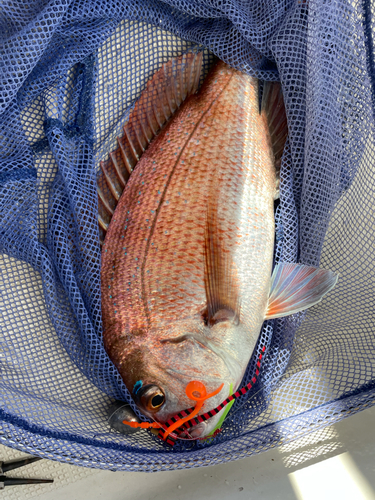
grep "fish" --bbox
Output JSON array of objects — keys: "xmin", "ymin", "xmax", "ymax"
[{"xmin": 99, "ymin": 52, "xmax": 338, "ymax": 440}]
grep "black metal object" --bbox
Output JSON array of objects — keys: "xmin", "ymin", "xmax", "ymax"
[
  {"xmin": 0, "ymin": 456, "xmax": 53, "ymax": 489},
  {"xmin": 107, "ymin": 401, "xmax": 142, "ymax": 435}
]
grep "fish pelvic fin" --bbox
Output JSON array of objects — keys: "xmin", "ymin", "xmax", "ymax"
[
  {"xmin": 97, "ymin": 51, "xmax": 204, "ymax": 244},
  {"xmin": 265, "ymin": 262, "xmax": 338, "ymax": 320},
  {"xmin": 203, "ymin": 190, "xmax": 241, "ymax": 326},
  {"xmin": 261, "ymin": 80, "xmax": 288, "ymax": 198}
]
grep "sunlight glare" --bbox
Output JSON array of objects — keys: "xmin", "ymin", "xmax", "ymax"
[{"xmin": 288, "ymin": 452, "xmax": 375, "ymax": 500}]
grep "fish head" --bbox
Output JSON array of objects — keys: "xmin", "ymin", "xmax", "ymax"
[{"xmin": 118, "ymin": 314, "xmax": 248, "ymax": 439}]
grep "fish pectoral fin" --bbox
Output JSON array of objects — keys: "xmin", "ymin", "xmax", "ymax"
[
  {"xmin": 265, "ymin": 262, "xmax": 338, "ymax": 320},
  {"xmin": 261, "ymin": 80, "xmax": 288, "ymax": 179},
  {"xmin": 204, "ymin": 197, "xmax": 241, "ymax": 326}
]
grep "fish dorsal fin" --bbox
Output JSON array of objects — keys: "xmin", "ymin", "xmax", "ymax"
[
  {"xmin": 203, "ymin": 193, "xmax": 241, "ymax": 326},
  {"xmin": 97, "ymin": 52, "xmax": 203, "ymax": 244},
  {"xmin": 261, "ymin": 81, "xmax": 288, "ymax": 179},
  {"xmin": 265, "ymin": 263, "xmax": 338, "ymax": 319}
]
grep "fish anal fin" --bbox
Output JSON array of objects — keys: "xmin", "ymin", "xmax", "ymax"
[
  {"xmin": 265, "ymin": 263, "xmax": 338, "ymax": 320},
  {"xmin": 261, "ymin": 81, "xmax": 288, "ymax": 180},
  {"xmin": 204, "ymin": 196, "xmax": 241, "ymax": 326},
  {"xmin": 98, "ymin": 52, "xmax": 203, "ymax": 245}
]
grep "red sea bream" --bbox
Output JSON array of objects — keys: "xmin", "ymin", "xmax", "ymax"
[{"xmin": 99, "ymin": 53, "xmax": 337, "ymax": 439}]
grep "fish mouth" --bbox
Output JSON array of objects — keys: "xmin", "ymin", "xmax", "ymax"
[
  {"xmin": 179, "ymin": 422, "xmax": 208, "ymax": 439},
  {"xmin": 160, "ymin": 333, "xmax": 243, "ymax": 386}
]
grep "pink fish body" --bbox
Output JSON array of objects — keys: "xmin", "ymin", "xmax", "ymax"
[{"xmin": 100, "ymin": 54, "xmax": 337, "ymax": 438}]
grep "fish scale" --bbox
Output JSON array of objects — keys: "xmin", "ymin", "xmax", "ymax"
[{"xmin": 101, "ymin": 54, "xmax": 337, "ymax": 440}]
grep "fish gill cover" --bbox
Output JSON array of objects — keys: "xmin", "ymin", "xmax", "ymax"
[{"xmin": 0, "ymin": 0, "xmax": 374, "ymax": 470}]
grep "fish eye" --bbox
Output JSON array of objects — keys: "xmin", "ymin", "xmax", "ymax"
[
  {"xmin": 136, "ymin": 384, "xmax": 165, "ymax": 412},
  {"xmin": 151, "ymin": 394, "xmax": 164, "ymax": 408}
]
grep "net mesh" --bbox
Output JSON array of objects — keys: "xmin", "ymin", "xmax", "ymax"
[{"xmin": 1, "ymin": 0, "xmax": 375, "ymax": 471}]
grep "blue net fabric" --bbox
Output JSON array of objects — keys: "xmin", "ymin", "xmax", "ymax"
[{"xmin": 1, "ymin": 0, "xmax": 375, "ymax": 470}]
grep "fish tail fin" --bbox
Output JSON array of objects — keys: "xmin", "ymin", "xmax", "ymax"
[
  {"xmin": 261, "ymin": 81, "xmax": 288, "ymax": 184},
  {"xmin": 265, "ymin": 263, "xmax": 338, "ymax": 319},
  {"xmin": 98, "ymin": 52, "xmax": 204, "ymax": 244}
]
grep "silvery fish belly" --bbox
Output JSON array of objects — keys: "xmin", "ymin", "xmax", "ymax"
[{"xmin": 100, "ymin": 53, "xmax": 337, "ymax": 439}]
